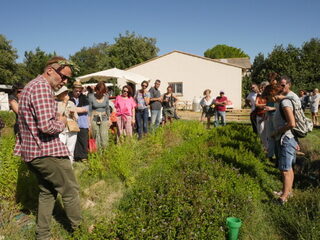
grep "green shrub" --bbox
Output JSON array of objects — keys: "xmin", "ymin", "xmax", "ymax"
[
  {"xmin": 0, "ymin": 111, "xmax": 16, "ymax": 128},
  {"xmin": 82, "ymin": 122, "xmax": 278, "ymax": 239}
]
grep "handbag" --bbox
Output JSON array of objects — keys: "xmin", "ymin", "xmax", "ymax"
[
  {"xmin": 66, "ymin": 120, "xmax": 80, "ymax": 132},
  {"xmin": 88, "ymin": 129, "xmax": 97, "ymax": 153}
]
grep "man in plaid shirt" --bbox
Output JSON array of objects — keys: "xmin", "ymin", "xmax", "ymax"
[{"xmin": 15, "ymin": 57, "xmax": 81, "ymax": 240}]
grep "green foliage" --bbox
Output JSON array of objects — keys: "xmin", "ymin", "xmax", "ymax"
[
  {"xmin": 251, "ymin": 38, "xmax": 320, "ymax": 90},
  {"xmin": 204, "ymin": 44, "xmax": 249, "ymax": 59},
  {"xmin": 0, "ymin": 34, "xmax": 19, "ymax": 84},
  {"xmin": 21, "ymin": 47, "xmax": 55, "ymax": 83},
  {"xmin": 269, "ymin": 188, "xmax": 320, "ymax": 240},
  {"xmin": 108, "ymin": 31, "xmax": 159, "ymax": 69},
  {"xmin": 0, "ymin": 111, "xmax": 16, "ymax": 128},
  {"xmin": 70, "ymin": 31, "xmax": 159, "ymax": 77},
  {"xmin": 70, "ymin": 43, "xmax": 111, "ymax": 76},
  {"xmin": 83, "ymin": 122, "xmax": 279, "ymax": 239}
]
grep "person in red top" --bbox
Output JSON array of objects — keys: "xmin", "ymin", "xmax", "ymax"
[
  {"xmin": 14, "ymin": 57, "xmax": 81, "ymax": 239},
  {"xmin": 214, "ymin": 90, "xmax": 228, "ymax": 126}
]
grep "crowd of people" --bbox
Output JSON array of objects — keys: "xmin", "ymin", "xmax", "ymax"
[
  {"xmin": 4, "ymin": 56, "xmax": 318, "ymax": 239},
  {"xmin": 245, "ymin": 72, "xmax": 316, "ymax": 205}
]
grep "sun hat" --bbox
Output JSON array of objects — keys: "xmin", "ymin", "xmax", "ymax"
[{"xmin": 55, "ymin": 86, "xmax": 69, "ymax": 96}]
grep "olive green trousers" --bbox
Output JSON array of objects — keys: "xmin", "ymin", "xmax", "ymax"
[{"xmin": 28, "ymin": 157, "xmax": 81, "ymax": 240}]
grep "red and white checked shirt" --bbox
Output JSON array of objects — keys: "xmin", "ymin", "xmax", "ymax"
[{"xmin": 14, "ymin": 75, "xmax": 70, "ymax": 162}]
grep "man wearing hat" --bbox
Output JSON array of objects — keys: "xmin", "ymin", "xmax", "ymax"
[
  {"xmin": 214, "ymin": 90, "xmax": 228, "ymax": 126},
  {"xmin": 69, "ymin": 80, "xmax": 90, "ymax": 161},
  {"xmin": 14, "ymin": 57, "xmax": 81, "ymax": 239}
]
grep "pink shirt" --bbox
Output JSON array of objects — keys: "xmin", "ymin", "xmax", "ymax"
[{"xmin": 115, "ymin": 95, "xmax": 137, "ymax": 118}]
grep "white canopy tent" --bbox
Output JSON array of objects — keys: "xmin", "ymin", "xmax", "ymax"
[{"xmin": 75, "ymin": 68, "xmax": 150, "ymax": 87}]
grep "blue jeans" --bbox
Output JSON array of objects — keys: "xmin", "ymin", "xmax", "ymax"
[
  {"xmin": 151, "ymin": 110, "xmax": 161, "ymax": 128},
  {"xmin": 136, "ymin": 108, "xmax": 149, "ymax": 138},
  {"xmin": 214, "ymin": 111, "xmax": 226, "ymax": 126}
]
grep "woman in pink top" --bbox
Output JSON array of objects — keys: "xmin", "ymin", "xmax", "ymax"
[{"xmin": 115, "ymin": 85, "xmax": 136, "ymax": 137}]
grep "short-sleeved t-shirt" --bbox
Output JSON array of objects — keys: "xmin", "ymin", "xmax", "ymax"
[
  {"xmin": 149, "ymin": 87, "xmax": 162, "ymax": 110},
  {"xmin": 273, "ymin": 91, "xmax": 300, "ymax": 140},
  {"xmin": 135, "ymin": 91, "xmax": 150, "ymax": 110},
  {"xmin": 215, "ymin": 96, "xmax": 228, "ymax": 112},
  {"xmin": 115, "ymin": 95, "xmax": 137, "ymax": 117}
]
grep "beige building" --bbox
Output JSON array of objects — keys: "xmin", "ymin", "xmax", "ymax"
[{"xmin": 127, "ymin": 51, "xmax": 244, "ymax": 109}]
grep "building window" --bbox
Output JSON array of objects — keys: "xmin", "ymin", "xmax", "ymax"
[{"xmin": 169, "ymin": 82, "xmax": 183, "ymax": 95}]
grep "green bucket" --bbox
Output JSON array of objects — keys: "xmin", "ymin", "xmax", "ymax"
[{"xmin": 226, "ymin": 217, "xmax": 242, "ymax": 240}]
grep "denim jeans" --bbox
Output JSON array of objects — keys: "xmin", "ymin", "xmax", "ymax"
[
  {"xmin": 214, "ymin": 111, "xmax": 226, "ymax": 126},
  {"xmin": 136, "ymin": 108, "xmax": 149, "ymax": 138},
  {"xmin": 151, "ymin": 109, "xmax": 161, "ymax": 128},
  {"xmin": 275, "ymin": 136, "xmax": 297, "ymax": 171}
]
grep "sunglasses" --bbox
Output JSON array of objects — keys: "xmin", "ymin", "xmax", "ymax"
[
  {"xmin": 142, "ymin": 85, "xmax": 148, "ymax": 88},
  {"xmin": 52, "ymin": 67, "xmax": 71, "ymax": 81},
  {"xmin": 122, "ymin": 90, "xmax": 128, "ymax": 93},
  {"xmin": 280, "ymin": 84, "xmax": 286, "ymax": 87}
]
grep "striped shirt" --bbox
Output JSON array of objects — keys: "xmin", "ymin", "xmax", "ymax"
[{"xmin": 14, "ymin": 75, "xmax": 69, "ymax": 162}]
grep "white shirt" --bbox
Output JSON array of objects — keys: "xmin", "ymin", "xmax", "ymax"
[{"xmin": 246, "ymin": 92, "xmax": 258, "ymax": 112}]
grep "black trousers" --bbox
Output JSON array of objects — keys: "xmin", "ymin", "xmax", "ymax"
[
  {"xmin": 74, "ymin": 128, "xmax": 88, "ymax": 160},
  {"xmin": 250, "ymin": 111, "xmax": 258, "ymax": 134}
]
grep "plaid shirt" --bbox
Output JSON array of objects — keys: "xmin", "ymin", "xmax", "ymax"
[{"xmin": 14, "ymin": 75, "xmax": 69, "ymax": 162}]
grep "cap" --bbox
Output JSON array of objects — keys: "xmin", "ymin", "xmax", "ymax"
[
  {"xmin": 220, "ymin": 90, "xmax": 225, "ymax": 94},
  {"xmin": 55, "ymin": 86, "xmax": 69, "ymax": 96}
]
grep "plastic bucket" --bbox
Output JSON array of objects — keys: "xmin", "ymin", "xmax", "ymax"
[{"xmin": 226, "ymin": 217, "xmax": 242, "ymax": 240}]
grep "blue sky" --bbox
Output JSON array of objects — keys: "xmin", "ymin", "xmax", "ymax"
[{"xmin": 1, "ymin": 0, "xmax": 319, "ymax": 63}]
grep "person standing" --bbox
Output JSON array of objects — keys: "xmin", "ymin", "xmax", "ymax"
[
  {"xmin": 135, "ymin": 81, "xmax": 150, "ymax": 140},
  {"xmin": 200, "ymin": 89, "xmax": 215, "ymax": 129},
  {"xmin": 88, "ymin": 81, "xmax": 110, "ymax": 149},
  {"xmin": 214, "ymin": 90, "xmax": 228, "ymax": 126},
  {"xmin": 298, "ymin": 90, "xmax": 308, "ymax": 111},
  {"xmin": 246, "ymin": 83, "xmax": 259, "ymax": 133},
  {"xmin": 272, "ymin": 76, "xmax": 300, "ymax": 204},
  {"xmin": 9, "ymin": 83, "xmax": 24, "ymax": 135},
  {"xmin": 115, "ymin": 85, "xmax": 136, "ymax": 138},
  {"xmin": 69, "ymin": 81, "xmax": 89, "ymax": 161},
  {"xmin": 14, "ymin": 57, "xmax": 81, "ymax": 239},
  {"xmin": 310, "ymin": 88, "xmax": 320, "ymax": 126},
  {"xmin": 255, "ymin": 82, "xmax": 269, "ymax": 150},
  {"xmin": 149, "ymin": 80, "xmax": 162, "ymax": 128},
  {"xmin": 162, "ymin": 86, "xmax": 178, "ymax": 125},
  {"xmin": 55, "ymin": 86, "xmax": 78, "ymax": 163}
]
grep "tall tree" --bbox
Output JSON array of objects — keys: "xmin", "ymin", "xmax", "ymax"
[
  {"xmin": 22, "ymin": 47, "xmax": 55, "ymax": 80},
  {"xmin": 204, "ymin": 44, "xmax": 249, "ymax": 59},
  {"xmin": 0, "ymin": 34, "xmax": 19, "ymax": 84},
  {"xmin": 70, "ymin": 42, "xmax": 110, "ymax": 76},
  {"xmin": 108, "ymin": 31, "xmax": 159, "ymax": 69},
  {"xmin": 251, "ymin": 38, "xmax": 320, "ymax": 90}
]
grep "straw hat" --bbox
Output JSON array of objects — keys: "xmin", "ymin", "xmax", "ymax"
[{"xmin": 73, "ymin": 81, "xmax": 83, "ymax": 89}]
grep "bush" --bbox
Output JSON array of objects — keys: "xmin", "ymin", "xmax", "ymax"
[
  {"xmin": 0, "ymin": 111, "xmax": 16, "ymax": 128},
  {"xmin": 80, "ymin": 122, "xmax": 280, "ymax": 239}
]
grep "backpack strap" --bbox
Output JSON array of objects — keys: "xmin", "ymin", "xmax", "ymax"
[{"xmin": 279, "ymin": 98, "xmax": 295, "ymax": 120}]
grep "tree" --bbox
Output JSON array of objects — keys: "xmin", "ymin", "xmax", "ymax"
[
  {"xmin": 204, "ymin": 44, "xmax": 249, "ymax": 59},
  {"xmin": 22, "ymin": 47, "xmax": 55, "ymax": 81},
  {"xmin": 0, "ymin": 34, "xmax": 19, "ymax": 84},
  {"xmin": 70, "ymin": 43, "xmax": 111, "ymax": 76},
  {"xmin": 251, "ymin": 38, "xmax": 320, "ymax": 91},
  {"xmin": 108, "ymin": 31, "xmax": 159, "ymax": 69}
]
